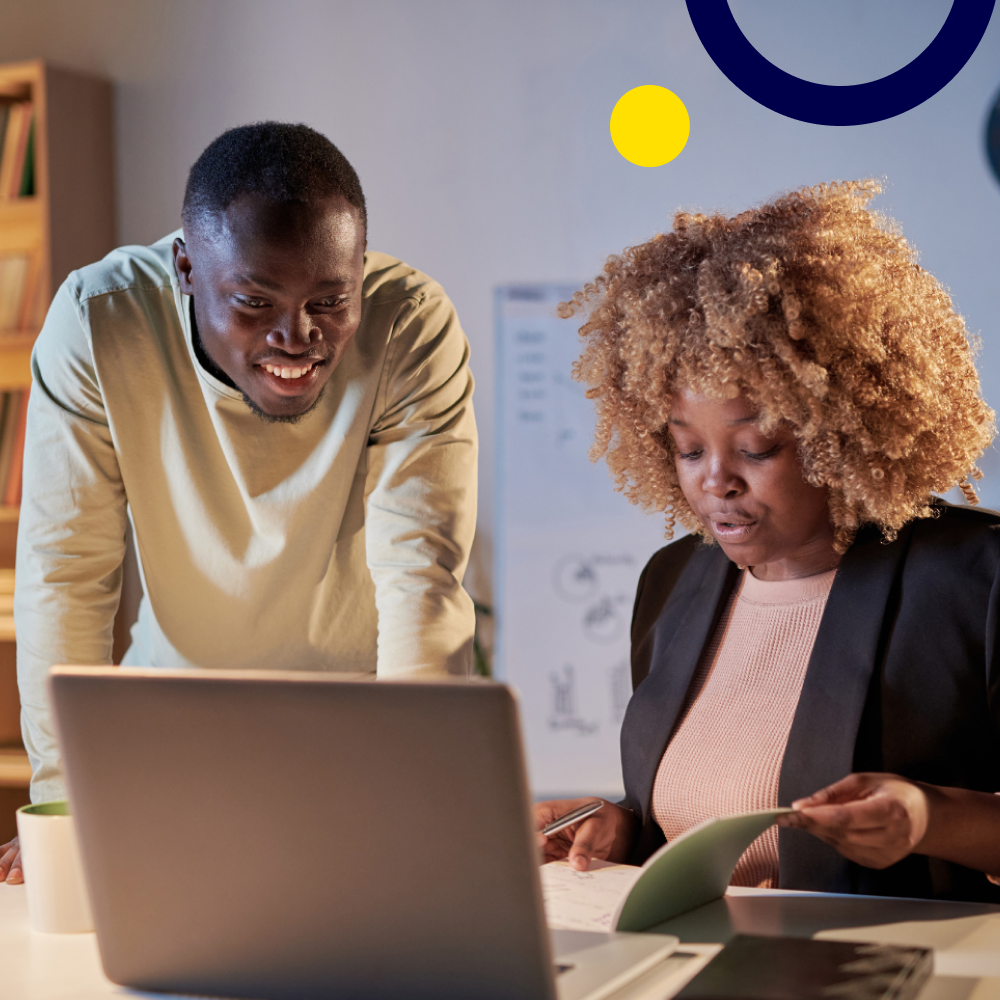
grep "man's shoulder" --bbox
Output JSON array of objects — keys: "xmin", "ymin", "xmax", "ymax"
[
  {"xmin": 362, "ymin": 251, "xmax": 450, "ymax": 310},
  {"xmin": 63, "ymin": 231, "xmax": 179, "ymax": 306}
]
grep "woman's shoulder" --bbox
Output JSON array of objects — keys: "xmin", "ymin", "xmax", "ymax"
[
  {"xmin": 910, "ymin": 499, "xmax": 1000, "ymax": 551},
  {"xmin": 631, "ymin": 533, "xmax": 727, "ymax": 642},
  {"xmin": 888, "ymin": 500, "xmax": 1000, "ymax": 593},
  {"xmin": 636, "ymin": 532, "xmax": 717, "ymax": 595}
]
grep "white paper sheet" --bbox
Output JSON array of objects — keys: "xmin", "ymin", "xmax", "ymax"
[{"xmin": 541, "ymin": 859, "xmax": 642, "ymax": 932}]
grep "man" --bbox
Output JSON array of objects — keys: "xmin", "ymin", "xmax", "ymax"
[{"xmin": 0, "ymin": 122, "xmax": 477, "ymax": 882}]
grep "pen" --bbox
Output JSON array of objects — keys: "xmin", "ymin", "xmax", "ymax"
[{"xmin": 541, "ymin": 800, "xmax": 604, "ymax": 837}]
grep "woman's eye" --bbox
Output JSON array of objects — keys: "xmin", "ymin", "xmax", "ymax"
[
  {"xmin": 677, "ymin": 449, "xmax": 702, "ymax": 461},
  {"xmin": 744, "ymin": 445, "xmax": 781, "ymax": 461}
]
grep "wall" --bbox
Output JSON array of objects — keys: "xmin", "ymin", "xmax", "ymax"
[{"xmin": 2, "ymin": 0, "xmax": 999, "ymax": 602}]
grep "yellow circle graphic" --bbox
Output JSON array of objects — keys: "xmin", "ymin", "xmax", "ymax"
[{"xmin": 610, "ymin": 85, "xmax": 690, "ymax": 167}]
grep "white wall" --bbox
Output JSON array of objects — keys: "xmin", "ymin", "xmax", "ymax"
[{"xmin": 3, "ymin": 0, "xmax": 1000, "ymax": 600}]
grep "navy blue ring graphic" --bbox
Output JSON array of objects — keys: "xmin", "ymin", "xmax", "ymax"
[{"xmin": 687, "ymin": 1, "xmax": 995, "ymax": 126}]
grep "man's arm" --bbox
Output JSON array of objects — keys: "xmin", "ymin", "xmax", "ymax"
[
  {"xmin": 363, "ymin": 288, "xmax": 477, "ymax": 676},
  {"xmin": 14, "ymin": 282, "xmax": 128, "ymax": 804}
]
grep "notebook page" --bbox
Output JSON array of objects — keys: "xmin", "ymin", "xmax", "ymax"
[{"xmin": 541, "ymin": 859, "xmax": 642, "ymax": 932}]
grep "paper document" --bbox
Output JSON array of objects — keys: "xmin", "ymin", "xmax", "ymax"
[
  {"xmin": 542, "ymin": 808, "xmax": 792, "ymax": 933},
  {"xmin": 542, "ymin": 860, "xmax": 643, "ymax": 932}
]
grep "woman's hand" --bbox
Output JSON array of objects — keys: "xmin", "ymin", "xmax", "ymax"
[
  {"xmin": 778, "ymin": 773, "xmax": 929, "ymax": 869},
  {"xmin": 0, "ymin": 837, "xmax": 22, "ymax": 884},
  {"xmin": 534, "ymin": 798, "xmax": 637, "ymax": 871}
]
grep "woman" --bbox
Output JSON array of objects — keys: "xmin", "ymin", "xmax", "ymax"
[{"xmin": 537, "ymin": 180, "xmax": 1000, "ymax": 903}]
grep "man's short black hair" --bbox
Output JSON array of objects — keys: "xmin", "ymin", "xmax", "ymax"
[{"xmin": 182, "ymin": 121, "xmax": 366, "ymax": 232}]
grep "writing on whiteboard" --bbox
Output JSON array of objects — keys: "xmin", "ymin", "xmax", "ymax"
[{"xmin": 495, "ymin": 286, "xmax": 670, "ymax": 796}]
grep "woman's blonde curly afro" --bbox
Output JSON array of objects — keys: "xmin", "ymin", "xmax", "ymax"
[{"xmin": 560, "ymin": 180, "xmax": 995, "ymax": 553}]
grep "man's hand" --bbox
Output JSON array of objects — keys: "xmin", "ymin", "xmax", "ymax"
[
  {"xmin": 534, "ymin": 798, "xmax": 637, "ymax": 872},
  {"xmin": 778, "ymin": 773, "xmax": 929, "ymax": 869},
  {"xmin": 0, "ymin": 837, "xmax": 22, "ymax": 884}
]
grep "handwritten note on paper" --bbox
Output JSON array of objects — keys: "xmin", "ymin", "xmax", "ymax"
[{"xmin": 540, "ymin": 859, "xmax": 642, "ymax": 933}]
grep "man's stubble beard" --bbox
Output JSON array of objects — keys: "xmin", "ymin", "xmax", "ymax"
[{"xmin": 239, "ymin": 385, "xmax": 325, "ymax": 425}]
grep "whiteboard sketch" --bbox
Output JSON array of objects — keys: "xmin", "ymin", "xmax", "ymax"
[{"xmin": 494, "ymin": 285, "xmax": 671, "ymax": 797}]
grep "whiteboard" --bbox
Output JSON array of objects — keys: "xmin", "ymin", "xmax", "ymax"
[{"xmin": 494, "ymin": 285, "xmax": 670, "ymax": 798}]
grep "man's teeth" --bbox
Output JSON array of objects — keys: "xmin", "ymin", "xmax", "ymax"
[{"xmin": 262, "ymin": 362, "xmax": 314, "ymax": 379}]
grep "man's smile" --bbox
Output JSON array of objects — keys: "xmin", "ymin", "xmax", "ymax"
[{"xmin": 255, "ymin": 356, "xmax": 328, "ymax": 394}]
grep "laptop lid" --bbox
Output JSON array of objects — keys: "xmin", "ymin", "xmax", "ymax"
[{"xmin": 50, "ymin": 667, "xmax": 556, "ymax": 1000}]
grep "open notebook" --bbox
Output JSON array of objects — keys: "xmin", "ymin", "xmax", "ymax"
[{"xmin": 542, "ymin": 808, "xmax": 792, "ymax": 933}]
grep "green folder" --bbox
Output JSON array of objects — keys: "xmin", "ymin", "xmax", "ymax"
[{"xmin": 612, "ymin": 808, "xmax": 792, "ymax": 931}]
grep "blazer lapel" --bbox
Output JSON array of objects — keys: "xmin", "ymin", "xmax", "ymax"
[
  {"xmin": 778, "ymin": 521, "xmax": 914, "ymax": 889},
  {"xmin": 622, "ymin": 543, "xmax": 739, "ymax": 823}
]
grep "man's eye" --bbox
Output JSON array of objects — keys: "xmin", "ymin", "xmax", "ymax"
[
  {"xmin": 237, "ymin": 296, "xmax": 268, "ymax": 308},
  {"xmin": 314, "ymin": 297, "xmax": 345, "ymax": 309}
]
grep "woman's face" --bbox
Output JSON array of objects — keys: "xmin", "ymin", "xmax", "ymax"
[{"xmin": 667, "ymin": 388, "xmax": 838, "ymax": 580}]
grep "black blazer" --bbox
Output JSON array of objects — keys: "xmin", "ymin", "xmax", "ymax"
[{"xmin": 621, "ymin": 500, "xmax": 1000, "ymax": 903}]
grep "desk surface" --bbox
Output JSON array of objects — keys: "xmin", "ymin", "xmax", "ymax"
[{"xmin": 3, "ymin": 882, "xmax": 1000, "ymax": 1000}]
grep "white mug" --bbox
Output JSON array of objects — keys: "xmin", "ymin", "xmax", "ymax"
[{"xmin": 16, "ymin": 801, "xmax": 94, "ymax": 934}]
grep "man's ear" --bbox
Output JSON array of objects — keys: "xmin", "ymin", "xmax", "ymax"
[{"xmin": 173, "ymin": 238, "xmax": 195, "ymax": 294}]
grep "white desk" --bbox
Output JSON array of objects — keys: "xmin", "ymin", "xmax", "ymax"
[{"xmin": 3, "ymin": 880, "xmax": 1000, "ymax": 999}]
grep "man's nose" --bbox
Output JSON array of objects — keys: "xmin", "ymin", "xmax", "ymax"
[{"xmin": 267, "ymin": 308, "xmax": 316, "ymax": 352}]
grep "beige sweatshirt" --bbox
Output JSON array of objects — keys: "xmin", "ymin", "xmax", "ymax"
[{"xmin": 15, "ymin": 236, "xmax": 478, "ymax": 803}]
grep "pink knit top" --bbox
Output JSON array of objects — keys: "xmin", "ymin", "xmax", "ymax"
[{"xmin": 651, "ymin": 567, "xmax": 837, "ymax": 888}]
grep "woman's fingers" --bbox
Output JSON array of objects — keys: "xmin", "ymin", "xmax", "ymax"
[
  {"xmin": 567, "ymin": 815, "xmax": 611, "ymax": 872},
  {"xmin": 786, "ymin": 774, "xmax": 930, "ymax": 868},
  {"xmin": 0, "ymin": 839, "xmax": 22, "ymax": 884},
  {"xmin": 533, "ymin": 798, "xmax": 624, "ymax": 872},
  {"xmin": 534, "ymin": 798, "xmax": 611, "ymax": 867},
  {"xmin": 791, "ymin": 772, "xmax": 879, "ymax": 809},
  {"xmin": 796, "ymin": 795, "xmax": 908, "ymax": 832}
]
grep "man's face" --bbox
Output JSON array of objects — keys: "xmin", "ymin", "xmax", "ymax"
[{"xmin": 173, "ymin": 193, "xmax": 366, "ymax": 421}]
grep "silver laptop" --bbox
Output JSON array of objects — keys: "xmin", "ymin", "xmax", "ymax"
[{"xmin": 49, "ymin": 667, "xmax": 677, "ymax": 1000}]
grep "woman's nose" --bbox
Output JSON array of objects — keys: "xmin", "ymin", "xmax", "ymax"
[{"xmin": 702, "ymin": 458, "xmax": 745, "ymax": 499}]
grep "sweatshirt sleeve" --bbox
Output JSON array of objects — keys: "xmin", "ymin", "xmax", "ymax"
[
  {"xmin": 363, "ymin": 287, "xmax": 478, "ymax": 676},
  {"xmin": 14, "ymin": 281, "xmax": 128, "ymax": 803}
]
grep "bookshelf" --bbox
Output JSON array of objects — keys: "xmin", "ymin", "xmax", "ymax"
[{"xmin": 0, "ymin": 60, "xmax": 115, "ymax": 843}]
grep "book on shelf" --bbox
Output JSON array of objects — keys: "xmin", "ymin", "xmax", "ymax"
[
  {"xmin": 0, "ymin": 100, "xmax": 34, "ymax": 200},
  {"xmin": 0, "ymin": 391, "xmax": 27, "ymax": 508},
  {"xmin": 3, "ymin": 391, "xmax": 29, "ymax": 508},
  {"xmin": 0, "ymin": 251, "xmax": 44, "ymax": 334}
]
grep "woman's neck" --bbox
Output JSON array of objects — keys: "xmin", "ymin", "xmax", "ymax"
[{"xmin": 749, "ymin": 536, "xmax": 842, "ymax": 581}]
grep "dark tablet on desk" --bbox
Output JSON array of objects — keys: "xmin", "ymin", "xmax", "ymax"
[{"xmin": 677, "ymin": 934, "xmax": 932, "ymax": 1000}]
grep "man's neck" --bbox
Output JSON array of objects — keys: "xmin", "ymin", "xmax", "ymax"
[{"xmin": 189, "ymin": 300, "xmax": 238, "ymax": 390}]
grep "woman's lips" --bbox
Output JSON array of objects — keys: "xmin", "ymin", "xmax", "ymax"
[{"xmin": 709, "ymin": 518, "xmax": 758, "ymax": 542}]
